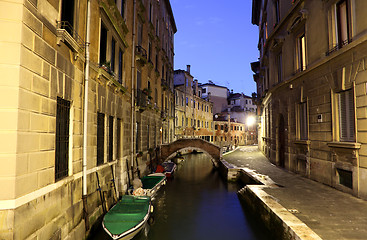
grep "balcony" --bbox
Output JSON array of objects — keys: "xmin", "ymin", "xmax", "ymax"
[
  {"xmin": 161, "ymin": 78, "xmax": 169, "ymax": 90},
  {"xmin": 135, "ymin": 45, "xmax": 147, "ymax": 65},
  {"xmin": 56, "ymin": 21, "xmax": 84, "ymax": 53},
  {"xmin": 136, "ymin": 89, "xmax": 154, "ymax": 112},
  {"xmin": 325, "ymin": 39, "xmax": 352, "ymax": 56},
  {"xmin": 161, "ymin": 110, "xmax": 168, "ymax": 120}
]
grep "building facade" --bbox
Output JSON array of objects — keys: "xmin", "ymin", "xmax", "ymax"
[
  {"xmin": 174, "ymin": 66, "xmax": 214, "ymax": 141},
  {"xmin": 252, "ymin": 0, "xmax": 367, "ymax": 199},
  {"xmin": 213, "ymin": 115, "xmax": 247, "ymax": 149},
  {"xmin": 0, "ymin": 0, "xmax": 176, "ymax": 239}
]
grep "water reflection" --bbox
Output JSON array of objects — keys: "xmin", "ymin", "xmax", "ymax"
[{"xmin": 90, "ymin": 153, "xmax": 271, "ymax": 240}]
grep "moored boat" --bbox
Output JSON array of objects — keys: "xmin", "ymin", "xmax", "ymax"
[
  {"xmin": 141, "ymin": 173, "xmax": 166, "ymax": 198},
  {"xmin": 102, "ymin": 195, "xmax": 152, "ymax": 240},
  {"xmin": 161, "ymin": 161, "xmax": 177, "ymax": 178}
]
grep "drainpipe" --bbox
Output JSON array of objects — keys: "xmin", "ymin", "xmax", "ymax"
[
  {"xmin": 82, "ymin": 0, "xmax": 91, "ymax": 230},
  {"xmin": 131, "ymin": 0, "xmax": 136, "ymax": 176}
]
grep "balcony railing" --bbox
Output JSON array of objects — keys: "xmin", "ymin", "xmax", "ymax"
[
  {"xmin": 56, "ymin": 21, "xmax": 84, "ymax": 52},
  {"xmin": 136, "ymin": 89, "xmax": 148, "ymax": 109},
  {"xmin": 326, "ymin": 39, "xmax": 352, "ymax": 56},
  {"xmin": 161, "ymin": 78, "xmax": 169, "ymax": 89},
  {"xmin": 135, "ymin": 45, "xmax": 147, "ymax": 64}
]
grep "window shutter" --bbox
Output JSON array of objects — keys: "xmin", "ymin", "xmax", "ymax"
[
  {"xmin": 339, "ymin": 89, "xmax": 355, "ymax": 142},
  {"xmin": 299, "ymin": 102, "xmax": 308, "ymax": 140}
]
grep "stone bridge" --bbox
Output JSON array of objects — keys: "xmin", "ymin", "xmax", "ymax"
[{"xmin": 160, "ymin": 138, "xmax": 222, "ymax": 167}]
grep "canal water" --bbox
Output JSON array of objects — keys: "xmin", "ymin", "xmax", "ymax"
[{"xmin": 90, "ymin": 153, "xmax": 271, "ymax": 240}]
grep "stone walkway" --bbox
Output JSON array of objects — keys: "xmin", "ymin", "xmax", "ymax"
[{"xmin": 223, "ymin": 145, "xmax": 367, "ymax": 240}]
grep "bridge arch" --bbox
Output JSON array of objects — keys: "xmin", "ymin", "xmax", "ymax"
[{"xmin": 160, "ymin": 138, "xmax": 222, "ymax": 167}]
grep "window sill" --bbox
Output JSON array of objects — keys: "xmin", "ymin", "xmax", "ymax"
[
  {"xmin": 327, "ymin": 142, "xmax": 361, "ymax": 149},
  {"xmin": 294, "ymin": 140, "xmax": 310, "ymax": 145}
]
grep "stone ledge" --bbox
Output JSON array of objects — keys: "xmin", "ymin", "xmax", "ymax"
[{"xmin": 238, "ymin": 185, "xmax": 323, "ymax": 240}]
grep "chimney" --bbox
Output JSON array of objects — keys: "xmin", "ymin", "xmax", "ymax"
[{"xmin": 186, "ymin": 65, "xmax": 191, "ymax": 74}]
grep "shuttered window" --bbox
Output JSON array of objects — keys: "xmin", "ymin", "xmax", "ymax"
[
  {"xmin": 299, "ymin": 102, "xmax": 308, "ymax": 140},
  {"xmin": 338, "ymin": 89, "xmax": 355, "ymax": 142}
]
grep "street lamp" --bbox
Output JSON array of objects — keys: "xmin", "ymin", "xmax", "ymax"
[
  {"xmin": 246, "ymin": 116, "xmax": 256, "ymax": 145},
  {"xmin": 246, "ymin": 116, "xmax": 256, "ymax": 127}
]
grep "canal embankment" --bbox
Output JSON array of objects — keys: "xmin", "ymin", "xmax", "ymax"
[
  {"xmin": 221, "ymin": 145, "xmax": 367, "ymax": 240},
  {"xmin": 218, "ymin": 157, "xmax": 321, "ymax": 240},
  {"xmin": 227, "ymin": 163, "xmax": 319, "ymax": 240}
]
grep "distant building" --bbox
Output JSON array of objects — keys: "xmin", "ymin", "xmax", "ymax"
[
  {"xmin": 213, "ymin": 114, "xmax": 247, "ymax": 148},
  {"xmin": 174, "ymin": 66, "xmax": 214, "ymax": 141},
  {"xmin": 200, "ymin": 81, "xmax": 229, "ymax": 114}
]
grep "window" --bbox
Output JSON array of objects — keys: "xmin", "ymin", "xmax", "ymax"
[
  {"xmin": 327, "ymin": 0, "xmax": 351, "ymax": 55},
  {"xmin": 297, "ymin": 34, "xmax": 306, "ymax": 71},
  {"xmin": 97, "ymin": 113, "xmax": 105, "ymax": 166},
  {"xmin": 202, "ymin": 88, "xmax": 206, "ymax": 93},
  {"xmin": 60, "ymin": 0, "xmax": 75, "ymax": 35},
  {"xmin": 118, "ymin": 49, "xmax": 123, "ymax": 84},
  {"xmin": 299, "ymin": 102, "xmax": 308, "ymax": 140},
  {"xmin": 55, "ymin": 97, "xmax": 70, "ymax": 181},
  {"xmin": 99, "ymin": 23, "xmax": 108, "ymax": 64},
  {"xmin": 148, "ymin": 41, "xmax": 152, "ymax": 62},
  {"xmin": 149, "ymin": 3, "xmax": 153, "ymax": 23},
  {"xmin": 156, "ymin": 18, "xmax": 159, "ymax": 36},
  {"xmin": 111, "ymin": 38, "xmax": 116, "ymax": 72},
  {"xmin": 337, "ymin": 0, "xmax": 349, "ymax": 47},
  {"xmin": 277, "ymin": 52, "xmax": 283, "ymax": 82},
  {"xmin": 120, "ymin": 0, "xmax": 125, "ymax": 18},
  {"xmin": 108, "ymin": 116, "xmax": 113, "ymax": 162},
  {"xmin": 338, "ymin": 89, "xmax": 355, "ymax": 142},
  {"xmin": 155, "ymin": 54, "xmax": 158, "ymax": 71},
  {"xmin": 136, "ymin": 122, "xmax": 140, "ymax": 151},
  {"xmin": 274, "ymin": 0, "xmax": 280, "ymax": 25},
  {"xmin": 117, "ymin": 118, "xmax": 122, "ymax": 159},
  {"xmin": 147, "ymin": 125, "xmax": 150, "ymax": 149},
  {"xmin": 197, "ymin": 120, "xmax": 200, "ymax": 127},
  {"xmin": 338, "ymin": 168, "xmax": 353, "ymax": 189},
  {"xmin": 186, "ymin": 97, "xmax": 188, "ymax": 106}
]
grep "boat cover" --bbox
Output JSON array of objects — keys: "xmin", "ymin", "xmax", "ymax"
[
  {"xmin": 141, "ymin": 175, "xmax": 165, "ymax": 189},
  {"xmin": 103, "ymin": 195, "xmax": 151, "ymax": 235}
]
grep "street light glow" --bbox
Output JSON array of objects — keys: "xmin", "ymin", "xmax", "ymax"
[{"xmin": 246, "ymin": 116, "xmax": 256, "ymax": 126}]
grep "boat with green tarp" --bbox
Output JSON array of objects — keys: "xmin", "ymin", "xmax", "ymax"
[
  {"xmin": 141, "ymin": 173, "xmax": 166, "ymax": 198},
  {"xmin": 102, "ymin": 195, "xmax": 152, "ymax": 240}
]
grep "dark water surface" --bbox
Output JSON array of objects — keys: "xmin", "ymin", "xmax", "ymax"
[{"xmin": 90, "ymin": 153, "xmax": 271, "ymax": 240}]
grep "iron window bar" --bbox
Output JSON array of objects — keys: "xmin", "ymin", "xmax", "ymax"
[{"xmin": 326, "ymin": 38, "xmax": 352, "ymax": 56}]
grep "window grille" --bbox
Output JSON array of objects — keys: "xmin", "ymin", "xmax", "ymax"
[
  {"xmin": 55, "ymin": 97, "xmax": 70, "ymax": 181},
  {"xmin": 117, "ymin": 118, "xmax": 121, "ymax": 159},
  {"xmin": 108, "ymin": 116, "xmax": 113, "ymax": 162}
]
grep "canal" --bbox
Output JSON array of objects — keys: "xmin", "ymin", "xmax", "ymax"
[{"xmin": 90, "ymin": 153, "xmax": 271, "ymax": 240}]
